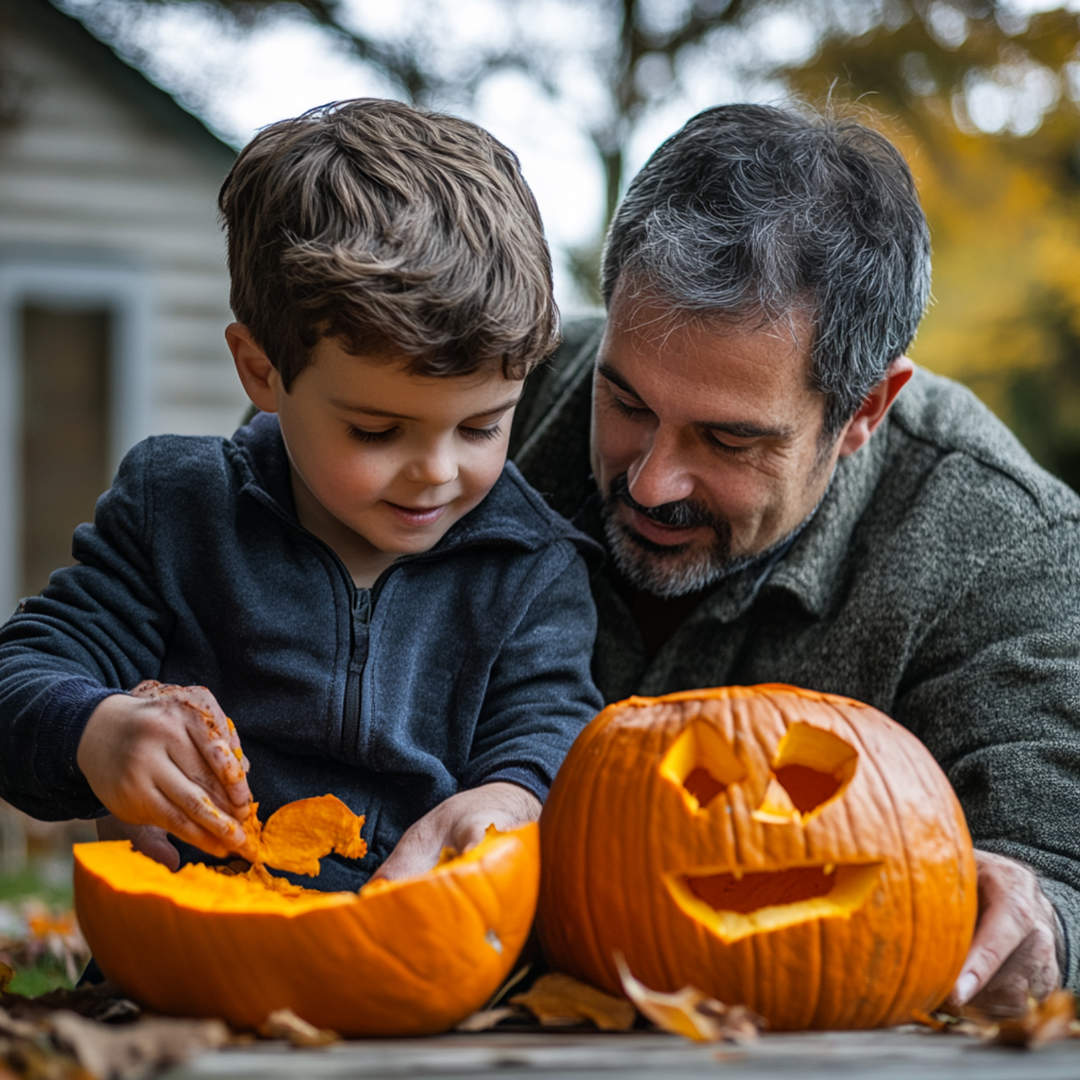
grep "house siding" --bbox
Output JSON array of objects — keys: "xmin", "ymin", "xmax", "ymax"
[{"xmin": 0, "ymin": 7, "xmax": 246, "ymax": 442}]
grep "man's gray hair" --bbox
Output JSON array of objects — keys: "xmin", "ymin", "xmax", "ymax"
[{"xmin": 601, "ymin": 102, "xmax": 932, "ymax": 435}]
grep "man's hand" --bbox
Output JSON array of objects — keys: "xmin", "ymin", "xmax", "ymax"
[
  {"xmin": 373, "ymin": 781, "xmax": 541, "ymax": 882},
  {"xmin": 947, "ymin": 849, "xmax": 1062, "ymax": 1017},
  {"xmin": 77, "ymin": 680, "xmax": 253, "ymax": 859}
]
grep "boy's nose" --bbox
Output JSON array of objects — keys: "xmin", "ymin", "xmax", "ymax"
[{"xmin": 405, "ymin": 446, "xmax": 458, "ymax": 487}]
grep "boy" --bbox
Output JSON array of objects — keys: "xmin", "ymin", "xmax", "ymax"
[{"xmin": 0, "ymin": 98, "xmax": 602, "ymax": 890}]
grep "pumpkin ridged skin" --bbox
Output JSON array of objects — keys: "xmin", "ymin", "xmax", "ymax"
[
  {"xmin": 73, "ymin": 823, "xmax": 539, "ymax": 1036},
  {"xmin": 538, "ymin": 685, "xmax": 977, "ymax": 1031}
]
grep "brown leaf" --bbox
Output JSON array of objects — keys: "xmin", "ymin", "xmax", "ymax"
[
  {"xmin": 510, "ymin": 973, "xmax": 635, "ymax": 1032},
  {"xmin": 993, "ymin": 990, "xmax": 1076, "ymax": 1050},
  {"xmin": 614, "ymin": 954, "xmax": 763, "ymax": 1044},
  {"xmin": 47, "ymin": 1010, "xmax": 231, "ymax": 1079},
  {"xmin": 0, "ymin": 1035, "xmax": 94, "ymax": 1080},
  {"xmin": 454, "ymin": 1006, "xmax": 518, "ymax": 1032},
  {"xmin": 0, "ymin": 963, "xmax": 12, "ymax": 994},
  {"xmin": 483, "ymin": 962, "xmax": 532, "ymax": 1009},
  {"xmin": 1, "ymin": 983, "xmax": 139, "ymax": 1024},
  {"xmin": 256, "ymin": 1009, "xmax": 339, "ymax": 1047},
  {"xmin": 909, "ymin": 1009, "xmax": 988, "ymax": 1037},
  {"xmin": 0, "ymin": 1005, "xmax": 40, "ymax": 1040}
]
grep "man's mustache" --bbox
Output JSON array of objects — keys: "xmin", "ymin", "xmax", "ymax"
[{"xmin": 609, "ymin": 473, "xmax": 718, "ymax": 532}]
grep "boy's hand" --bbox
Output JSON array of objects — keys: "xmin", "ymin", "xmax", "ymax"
[
  {"xmin": 95, "ymin": 818, "xmax": 181, "ymax": 871},
  {"xmin": 372, "ymin": 781, "xmax": 541, "ymax": 882},
  {"xmin": 76, "ymin": 680, "xmax": 254, "ymax": 859}
]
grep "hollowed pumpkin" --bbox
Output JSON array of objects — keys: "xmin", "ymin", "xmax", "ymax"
[
  {"xmin": 73, "ymin": 799, "xmax": 539, "ymax": 1036},
  {"xmin": 538, "ymin": 684, "xmax": 977, "ymax": 1030}
]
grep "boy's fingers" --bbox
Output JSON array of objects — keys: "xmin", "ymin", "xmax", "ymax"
[
  {"xmin": 196, "ymin": 735, "xmax": 252, "ymax": 809},
  {"xmin": 175, "ymin": 785, "xmax": 248, "ymax": 855}
]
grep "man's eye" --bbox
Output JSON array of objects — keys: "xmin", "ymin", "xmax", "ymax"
[
  {"xmin": 348, "ymin": 425, "xmax": 396, "ymax": 443},
  {"xmin": 704, "ymin": 430, "xmax": 752, "ymax": 455},
  {"xmin": 460, "ymin": 423, "xmax": 502, "ymax": 442},
  {"xmin": 609, "ymin": 393, "xmax": 650, "ymax": 418}
]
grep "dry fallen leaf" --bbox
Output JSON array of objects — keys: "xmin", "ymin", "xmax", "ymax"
[
  {"xmin": 509, "ymin": 973, "xmax": 635, "ymax": 1032},
  {"xmin": 47, "ymin": 1011, "xmax": 231, "ymax": 1079},
  {"xmin": 911, "ymin": 1011, "xmax": 988, "ymax": 1038},
  {"xmin": 993, "ymin": 990, "xmax": 1076, "ymax": 1050},
  {"xmin": 257, "ymin": 1009, "xmax": 339, "ymax": 1048},
  {"xmin": 1, "ymin": 983, "xmax": 139, "ymax": 1025},
  {"xmin": 0, "ymin": 1005, "xmax": 40, "ymax": 1041},
  {"xmin": 484, "ymin": 962, "xmax": 533, "ymax": 1009},
  {"xmin": 454, "ymin": 1006, "xmax": 518, "ymax": 1032},
  {"xmin": 614, "ymin": 954, "xmax": 763, "ymax": 1044},
  {"xmin": 0, "ymin": 964, "xmax": 12, "ymax": 994}
]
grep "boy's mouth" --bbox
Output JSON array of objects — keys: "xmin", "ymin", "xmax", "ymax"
[{"xmin": 384, "ymin": 501, "xmax": 447, "ymax": 526}]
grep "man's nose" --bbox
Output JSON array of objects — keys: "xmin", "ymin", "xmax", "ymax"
[{"xmin": 626, "ymin": 428, "xmax": 695, "ymax": 507}]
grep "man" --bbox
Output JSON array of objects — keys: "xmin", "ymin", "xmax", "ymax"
[{"xmin": 510, "ymin": 102, "xmax": 1080, "ymax": 1016}]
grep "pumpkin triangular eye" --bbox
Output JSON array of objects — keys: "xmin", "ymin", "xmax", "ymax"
[
  {"xmin": 659, "ymin": 721, "xmax": 746, "ymax": 811},
  {"xmin": 753, "ymin": 721, "xmax": 857, "ymax": 823}
]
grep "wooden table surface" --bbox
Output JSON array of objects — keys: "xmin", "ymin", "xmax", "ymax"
[{"xmin": 166, "ymin": 1026, "xmax": 1080, "ymax": 1080}]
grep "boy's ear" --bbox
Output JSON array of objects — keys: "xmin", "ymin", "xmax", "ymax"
[
  {"xmin": 227, "ymin": 322, "xmax": 281, "ymax": 413},
  {"xmin": 836, "ymin": 355, "xmax": 914, "ymax": 458}
]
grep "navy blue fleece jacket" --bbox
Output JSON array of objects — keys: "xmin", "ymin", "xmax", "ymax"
[{"xmin": 0, "ymin": 412, "xmax": 602, "ymax": 889}]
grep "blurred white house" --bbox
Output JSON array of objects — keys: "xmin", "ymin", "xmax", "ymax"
[
  {"xmin": 0, "ymin": 0, "xmax": 245, "ymax": 620},
  {"xmin": 0, "ymin": 0, "xmax": 245, "ymax": 866}
]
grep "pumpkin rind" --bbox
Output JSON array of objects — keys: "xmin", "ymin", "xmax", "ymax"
[
  {"xmin": 538, "ymin": 685, "xmax": 977, "ymax": 1030},
  {"xmin": 74, "ymin": 822, "xmax": 539, "ymax": 1035}
]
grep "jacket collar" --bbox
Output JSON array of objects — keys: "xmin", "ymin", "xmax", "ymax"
[{"xmin": 761, "ymin": 424, "xmax": 888, "ymax": 618}]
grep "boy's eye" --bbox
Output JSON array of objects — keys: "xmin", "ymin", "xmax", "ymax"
[
  {"xmin": 459, "ymin": 423, "xmax": 503, "ymax": 442},
  {"xmin": 347, "ymin": 425, "xmax": 397, "ymax": 443}
]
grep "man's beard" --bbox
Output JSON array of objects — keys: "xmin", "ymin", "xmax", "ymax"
[
  {"xmin": 600, "ymin": 473, "xmax": 764, "ymax": 599},
  {"xmin": 600, "ymin": 471, "xmax": 826, "ymax": 599}
]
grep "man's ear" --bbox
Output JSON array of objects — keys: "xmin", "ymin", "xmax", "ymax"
[
  {"xmin": 226, "ymin": 322, "xmax": 281, "ymax": 413},
  {"xmin": 836, "ymin": 355, "xmax": 915, "ymax": 458}
]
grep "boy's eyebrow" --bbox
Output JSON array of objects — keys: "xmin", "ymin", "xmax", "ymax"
[
  {"xmin": 596, "ymin": 363, "xmax": 791, "ymax": 440},
  {"xmin": 329, "ymin": 396, "xmax": 521, "ymax": 422}
]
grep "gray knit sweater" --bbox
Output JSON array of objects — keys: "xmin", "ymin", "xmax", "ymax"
[{"xmin": 512, "ymin": 317, "xmax": 1080, "ymax": 991}]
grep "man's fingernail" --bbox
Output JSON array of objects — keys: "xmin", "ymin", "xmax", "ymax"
[{"xmin": 954, "ymin": 972, "xmax": 977, "ymax": 1003}]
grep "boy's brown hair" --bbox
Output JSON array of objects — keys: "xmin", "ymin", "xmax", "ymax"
[{"xmin": 218, "ymin": 98, "xmax": 559, "ymax": 386}]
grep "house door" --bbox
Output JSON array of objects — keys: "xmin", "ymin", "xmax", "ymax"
[
  {"xmin": 0, "ymin": 258, "xmax": 151, "ymax": 620},
  {"xmin": 18, "ymin": 303, "xmax": 113, "ymax": 598}
]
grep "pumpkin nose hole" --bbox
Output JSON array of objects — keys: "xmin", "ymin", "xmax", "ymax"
[
  {"xmin": 773, "ymin": 764, "xmax": 844, "ymax": 815},
  {"xmin": 659, "ymin": 720, "xmax": 746, "ymax": 811},
  {"xmin": 753, "ymin": 722, "xmax": 857, "ymax": 823}
]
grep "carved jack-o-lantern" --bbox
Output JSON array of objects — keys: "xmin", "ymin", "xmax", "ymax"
[{"xmin": 538, "ymin": 685, "xmax": 977, "ymax": 1030}]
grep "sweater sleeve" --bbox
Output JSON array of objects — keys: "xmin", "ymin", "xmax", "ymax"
[
  {"xmin": 0, "ymin": 439, "xmax": 172, "ymax": 819},
  {"xmin": 892, "ymin": 518, "xmax": 1080, "ymax": 992},
  {"xmin": 462, "ymin": 539, "xmax": 602, "ymax": 801}
]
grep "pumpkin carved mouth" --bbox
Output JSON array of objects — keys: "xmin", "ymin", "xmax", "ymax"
[{"xmin": 665, "ymin": 861, "xmax": 884, "ymax": 943}]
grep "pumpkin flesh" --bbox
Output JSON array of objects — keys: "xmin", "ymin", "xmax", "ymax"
[{"xmin": 74, "ymin": 819, "xmax": 539, "ymax": 1035}]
